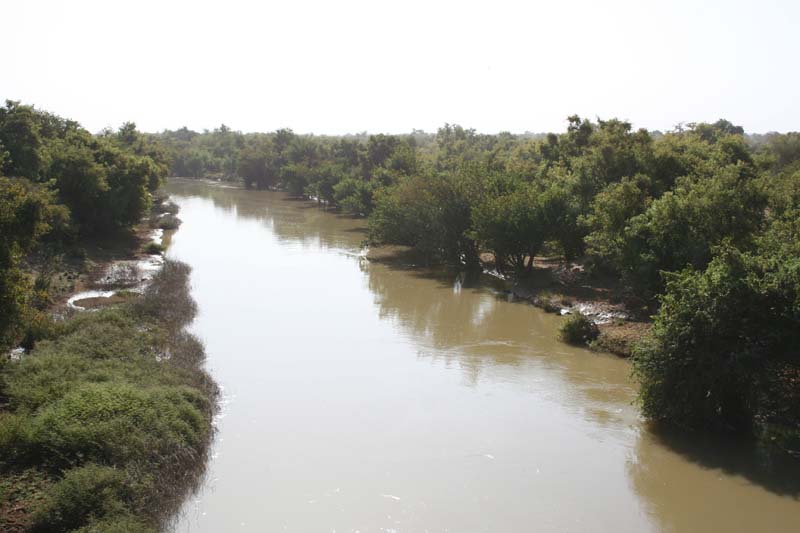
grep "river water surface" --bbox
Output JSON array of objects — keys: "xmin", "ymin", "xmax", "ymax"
[{"xmin": 166, "ymin": 179, "xmax": 800, "ymax": 532}]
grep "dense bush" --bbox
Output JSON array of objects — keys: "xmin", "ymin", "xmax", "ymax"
[
  {"xmin": 559, "ymin": 313, "xmax": 600, "ymax": 345},
  {"xmin": 0, "ymin": 176, "xmax": 68, "ymax": 350},
  {"xmin": 31, "ymin": 464, "xmax": 135, "ymax": 532},
  {"xmin": 0, "ymin": 261, "xmax": 216, "ymax": 531},
  {"xmin": 27, "ymin": 383, "xmax": 208, "ymax": 468},
  {"xmin": 0, "ymin": 100, "xmax": 170, "ymax": 350},
  {"xmin": 0, "ymin": 100, "xmax": 167, "ymax": 236},
  {"xmin": 633, "ymin": 242, "xmax": 800, "ymax": 435},
  {"xmin": 369, "ymin": 171, "xmax": 480, "ymax": 267}
]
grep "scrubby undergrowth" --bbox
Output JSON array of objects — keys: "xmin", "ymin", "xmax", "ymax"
[
  {"xmin": 558, "ymin": 313, "xmax": 600, "ymax": 345},
  {"xmin": 0, "ymin": 260, "xmax": 217, "ymax": 532}
]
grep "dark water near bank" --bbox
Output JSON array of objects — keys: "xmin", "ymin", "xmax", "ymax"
[{"xmin": 165, "ymin": 179, "xmax": 800, "ymax": 532}]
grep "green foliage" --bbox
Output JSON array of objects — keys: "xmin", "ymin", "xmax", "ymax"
[
  {"xmin": 369, "ymin": 171, "xmax": 480, "ymax": 267},
  {"xmin": 31, "ymin": 464, "xmax": 133, "ymax": 532},
  {"xmin": 583, "ymin": 174, "xmax": 653, "ymax": 267},
  {"xmin": 618, "ymin": 165, "xmax": 767, "ymax": 292},
  {"xmin": 333, "ymin": 177, "xmax": 376, "ymax": 215},
  {"xmin": 0, "ymin": 100, "xmax": 44, "ymax": 180},
  {"xmin": 46, "ymin": 132, "xmax": 109, "ymax": 229},
  {"xmin": 536, "ymin": 170, "xmax": 586, "ymax": 259},
  {"xmin": 633, "ymin": 241, "xmax": 800, "ymax": 434},
  {"xmin": 559, "ymin": 313, "xmax": 599, "ymax": 345},
  {"xmin": 471, "ymin": 179, "xmax": 544, "ymax": 272},
  {"xmin": 161, "ymin": 117, "xmax": 798, "ymax": 296},
  {"xmin": 73, "ymin": 514, "xmax": 154, "ymax": 533},
  {"xmin": 0, "ymin": 177, "xmax": 68, "ymax": 349},
  {"xmin": 3, "ymin": 309, "xmax": 181, "ymax": 414},
  {"xmin": 162, "ymin": 124, "xmax": 242, "ymax": 179},
  {"xmin": 0, "ymin": 261, "xmax": 215, "ymax": 531},
  {"xmin": 25, "ymin": 383, "xmax": 207, "ymax": 469},
  {"xmin": 238, "ymin": 137, "xmax": 278, "ymax": 189},
  {"xmin": 0, "ymin": 102, "xmax": 167, "ymax": 235}
]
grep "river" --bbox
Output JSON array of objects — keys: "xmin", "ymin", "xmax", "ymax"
[{"xmin": 165, "ymin": 179, "xmax": 800, "ymax": 532}]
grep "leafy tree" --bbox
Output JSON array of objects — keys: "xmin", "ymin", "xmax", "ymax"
[
  {"xmin": 633, "ymin": 237, "xmax": 800, "ymax": 434},
  {"xmin": 369, "ymin": 171, "xmax": 479, "ymax": 267},
  {"xmin": 614, "ymin": 165, "xmax": 767, "ymax": 291},
  {"xmin": 537, "ymin": 172, "xmax": 586, "ymax": 260},
  {"xmin": 45, "ymin": 132, "xmax": 108, "ymax": 230},
  {"xmin": 238, "ymin": 139, "xmax": 277, "ymax": 189},
  {"xmin": 583, "ymin": 174, "xmax": 653, "ymax": 269},
  {"xmin": 0, "ymin": 177, "xmax": 67, "ymax": 349},
  {"xmin": 471, "ymin": 180, "xmax": 544, "ymax": 272},
  {"xmin": 333, "ymin": 177, "xmax": 376, "ymax": 215},
  {"xmin": 99, "ymin": 144, "xmax": 156, "ymax": 228},
  {"xmin": 0, "ymin": 100, "xmax": 44, "ymax": 179},
  {"xmin": 366, "ymin": 134, "xmax": 400, "ymax": 170}
]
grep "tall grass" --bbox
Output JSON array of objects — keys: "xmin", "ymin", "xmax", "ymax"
[{"xmin": 0, "ymin": 260, "xmax": 217, "ymax": 531}]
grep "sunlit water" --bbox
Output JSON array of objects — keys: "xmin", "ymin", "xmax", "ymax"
[{"xmin": 165, "ymin": 179, "xmax": 800, "ymax": 533}]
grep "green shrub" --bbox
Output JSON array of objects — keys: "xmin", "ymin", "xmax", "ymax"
[
  {"xmin": 32, "ymin": 464, "xmax": 132, "ymax": 532},
  {"xmin": 5, "ymin": 350, "xmax": 193, "ymax": 415},
  {"xmin": 3, "ymin": 309, "xmax": 178, "ymax": 413},
  {"xmin": 632, "ymin": 245, "xmax": 800, "ymax": 434},
  {"xmin": 0, "ymin": 413, "xmax": 36, "ymax": 464},
  {"xmin": 0, "ymin": 259, "xmax": 216, "ymax": 530},
  {"xmin": 559, "ymin": 313, "xmax": 599, "ymax": 345},
  {"xmin": 27, "ymin": 383, "xmax": 209, "ymax": 469},
  {"xmin": 35, "ymin": 308, "xmax": 156, "ymax": 361},
  {"xmin": 74, "ymin": 514, "xmax": 154, "ymax": 533}
]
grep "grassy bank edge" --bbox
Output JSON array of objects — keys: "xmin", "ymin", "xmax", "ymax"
[{"xmin": 0, "ymin": 197, "xmax": 219, "ymax": 532}]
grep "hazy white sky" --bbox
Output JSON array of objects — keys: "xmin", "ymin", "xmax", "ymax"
[{"xmin": 2, "ymin": 0, "xmax": 798, "ymax": 134}]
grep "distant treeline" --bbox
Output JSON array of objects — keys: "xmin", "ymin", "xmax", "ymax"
[{"xmin": 155, "ymin": 118, "xmax": 800, "ymax": 445}]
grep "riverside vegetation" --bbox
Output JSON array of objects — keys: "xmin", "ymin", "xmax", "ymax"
[
  {"xmin": 0, "ymin": 101, "xmax": 217, "ymax": 531},
  {"xmin": 1, "ymin": 100, "xmax": 799, "ymax": 529},
  {"xmin": 154, "ymin": 118, "xmax": 800, "ymax": 449}
]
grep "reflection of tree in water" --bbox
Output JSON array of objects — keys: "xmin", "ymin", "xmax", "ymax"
[
  {"xmin": 168, "ymin": 180, "xmax": 800, "ymax": 526},
  {"xmin": 627, "ymin": 424, "xmax": 800, "ymax": 532},
  {"xmin": 363, "ymin": 260, "xmax": 636, "ymax": 423},
  {"xmin": 367, "ymin": 266, "xmax": 534, "ymax": 364},
  {"xmin": 166, "ymin": 179, "xmax": 365, "ymax": 252}
]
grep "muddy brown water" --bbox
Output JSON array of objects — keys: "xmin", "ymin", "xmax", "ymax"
[{"xmin": 165, "ymin": 179, "xmax": 800, "ymax": 533}]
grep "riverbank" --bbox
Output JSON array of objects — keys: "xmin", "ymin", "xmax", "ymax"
[
  {"xmin": 505, "ymin": 262, "xmax": 651, "ymax": 358},
  {"xmin": 0, "ymin": 194, "xmax": 218, "ymax": 532},
  {"xmin": 366, "ymin": 245, "xmax": 651, "ymax": 357},
  {"xmin": 196, "ymin": 178, "xmax": 651, "ymax": 359},
  {"xmin": 164, "ymin": 179, "xmax": 800, "ymax": 532}
]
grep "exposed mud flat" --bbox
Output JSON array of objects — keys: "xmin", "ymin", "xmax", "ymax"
[{"xmin": 68, "ymin": 232, "xmax": 169, "ymax": 311}]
